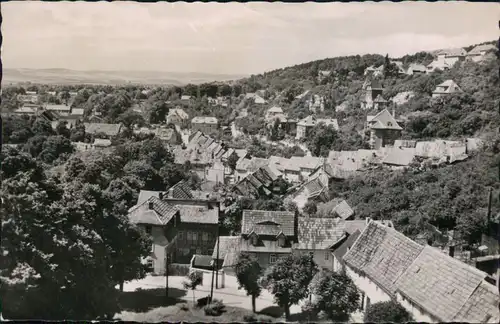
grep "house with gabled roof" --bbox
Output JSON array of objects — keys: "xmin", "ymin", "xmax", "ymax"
[
  {"xmin": 343, "ymin": 221, "xmax": 425, "ymax": 312},
  {"xmin": 432, "ymin": 80, "xmax": 463, "ymax": 98},
  {"xmin": 342, "ymin": 220, "xmax": 500, "ymax": 322},
  {"xmin": 436, "ymin": 47, "xmax": 467, "ymax": 66},
  {"xmin": 315, "ymin": 198, "xmax": 355, "ymax": 220},
  {"xmin": 83, "ymin": 123, "xmax": 122, "ymax": 138},
  {"xmin": 167, "ymin": 108, "xmax": 189, "ymax": 126},
  {"xmin": 394, "ymin": 245, "xmax": 495, "ymax": 322},
  {"xmin": 293, "ymin": 216, "xmax": 347, "ymax": 270},
  {"xmin": 233, "ymin": 165, "xmax": 282, "ymax": 199},
  {"xmin": 191, "ymin": 116, "xmax": 218, "ymax": 134},
  {"xmin": 239, "ymin": 210, "xmax": 296, "ymax": 269},
  {"xmin": 466, "ymin": 44, "xmax": 498, "ymax": 63},
  {"xmin": 406, "ymin": 63, "xmax": 427, "ymax": 76},
  {"xmin": 364, "ymin": 65, "xmax": 384, "ymax": 77},
  {"xmin": 427, "ymin": 59, "xmax": 451, "ymax": 73},
  {"xmin": 296, "ymin": 115, "xmax": 339, "ymax": 140},
  {"xmin": 361, "ymin": 79, "xmax": 384, "ymax": 110},
  {"xmin": 382, "ymin": 146, "xmax": 416, "ymax": 168},
  {"xmin": 291, "ymin": 177, "xmax": 330, "ymax": 210},
  {"xmin": 127, "ymin": 196, "xmax": 180, "ymax": 274},
  {"xmin": 367, "ymin": 109, "xmax": 403, "ymax": 149}
]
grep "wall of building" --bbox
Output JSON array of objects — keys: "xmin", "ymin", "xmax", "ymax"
[
  {"xmin": 370, "ymin": 129, "xmax": 401, "ymax": 149},
  {"xmin": 293, "ymin": 249, "xmax": 335, "ymax": 271},
  {"xmin": 345, "ymin": 266, "xmax": 392, "ymax": 311},
  {"xmin": 175, "ymin": 223, "xmax": 218, "ymax": 263},
  {"xmin": 395, "ymin": 292, "xmax": 440, "ymax": 323},
  {"xmin": 296, "ymin": 125, "xmax": 307, "ymax": 139},
  {"xmin": 284, "ymin": 170, "xmax": 300, "ymax": 183},
  {"xmin": 245, "ymin": 252, "xmax": 290, "ymax": 270},
  {"xmin": 192, "ymin": 123, "xmax": 218, "ymax": 134},
  {"xmin": 141, "ymin": 225, "xmax": 170, "ymax": 275}
]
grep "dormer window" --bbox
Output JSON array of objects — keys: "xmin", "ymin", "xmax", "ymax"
[
  {"xmin": 276, "ymin": 232, "xmax": 286, "ymax": 247},
  {"xmin": 250, "ymin": 233, "xmax": 258, "ymax": 246}
]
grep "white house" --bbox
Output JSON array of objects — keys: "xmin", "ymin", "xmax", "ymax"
[
  {"xmin": 466, "ymin": 44, "xmax": 497, "ymax": 63},
  {"xmin": 343, "ymin": 221, "xmax": 424, "ymax": 312},
  {"xmin": 436, "ymin": 48, "xmax": 467, "ymax": 66},
  {"xmin": 432, "ymin": 80, "xmax": 463, "ymax": 98},
  {"xmin": 296, "ymin": 116, "xmax": 339, "ymax": 140}
]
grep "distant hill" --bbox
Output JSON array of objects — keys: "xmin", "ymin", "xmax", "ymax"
[{"xmin": 2, "ymin": 68, "xmax": 248, "ymax": 86}]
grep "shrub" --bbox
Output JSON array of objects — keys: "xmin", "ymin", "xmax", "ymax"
[
  {"xmin": 179, "ymin": 303, "xmax": 189, "ymax": 311},
  {"xmin": 243, "ymin": 314, "xmax": 258, "ymax": 322},
  {"xmin": 364, "ymin": 301, "xmax": 414, "ymax": 323},
  {"xmin": 203, "ymin": 299, "xmax": 226, "ymax": 316}
]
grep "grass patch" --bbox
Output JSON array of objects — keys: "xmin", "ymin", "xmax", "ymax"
[{"xmin": 115, "ymin": 300, "xmax": 278, "ymax": 323}]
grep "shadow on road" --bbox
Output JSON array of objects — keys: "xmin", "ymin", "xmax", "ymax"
[
  {"xmin": 118, "ymin": 287, "xmax": 187, "ymax": 313},
  {"xmin": 258, "ymin": 305, "xmax": 284, "ymax": 318}
]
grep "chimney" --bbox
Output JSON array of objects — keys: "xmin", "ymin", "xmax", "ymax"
[
  {"xmin": 449, "ymin": 245, "xmax": 455, "ymax": 258},
  {"xmin": 392, "ymin": 107, "xmax": 396, "ymax": 119},
  {"xmin": 365, "ymin": 217, "xmax": 371, "ymax": 225},
  {"xmin": 159, "ymin": 192, "xmax": 164, "ymax": 200},
  {"xmin": 168, "ymin": 187, "xmax": 174, "ymax": 198},
  {"xmin": 148, "ymin": 201, "xmax": 154, "ymax": 210}
]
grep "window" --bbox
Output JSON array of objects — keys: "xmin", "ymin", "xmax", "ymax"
[
  {"xmin": 178, "ymin": 231, "xmax": 184, "ymax": 240},
  {"xmin": 325, "ymin": 251, "xmax": 329, "ymax": 261},
  {"xmin": 145, "ymin": 225, "xmax": 152, "ymax": 235},
  {"xmin": 192, "ymin": 232, "xmax": 199, "ymax": 241},
  {"xmin": 269, "ymin": 254, "xmax": 277, "ymax": 264},
  {"xmin": 146, "ymin": 260, "xmax": 154, "ymax": 272},
  {"xmin": 196, "ymin": 248, "xmax": 202, "ymax": 255},
  {"xmin": 202, "ymin": 232, "xmax": 209, "ymax": 241},
  {"xmin": 278, "ymin": 236, "xmax": 285, "ymax": 247}
]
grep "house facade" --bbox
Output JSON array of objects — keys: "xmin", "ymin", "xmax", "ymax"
[
  {"xmin": 167, "ymin": 108, "xmax": 189, "ymax": 126},
  {"xmin": 367, "ymin": 109, "xmax": 403, "ymax": 149},
  {"xmin": 360, "ymin": 79, "xmax": 384, "ymax": 110},
  {"xmin": 466, "ymin": 44, "xmax": 497, "ymax": 63},
  {"xmin": 127, "ymin": 196, "xmax": 179, "ymax": 274},
  {"xmin": 432, "ymin": 80, "xmax": 463, "ymax": 98},
  {"xmin": 191, "ymin": 116, "xmax": 218, "ymax": 134},
  {"xmin": 239, "ymin": 210, "xmax": 296, "ymax": 269},
  {"xmin": 296, "ymin": 116, "xmax": 339, "ymax": 140},
  {"xmin": 436, "ymin": 48, "xmax": 467, "ymax": 66}
]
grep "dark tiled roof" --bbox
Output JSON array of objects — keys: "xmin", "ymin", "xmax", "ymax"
[
  {"xmin": 295, "ymin": 217, "xmax": 347, "ymax": 250},
  {"xmin": 241, "ymin": 210, "xmax": 295, "ymax": 237},
  {"xmin": 453, "ymin": 281, "xmax": 500, "ymax": 323},
  {"xmin": 332, "ymin": 230, "xmax": 362, "ymax": 267},
  {"xmin": 169, "ymin": 180, "xmax": 194, "ymax": 199},
  {"xmin": 369, "ymin": 109, "xmax": 403, "ymax": 130},
  {"xmin": 128, "ymin": 196, "xmax": 178, "ymax": 225},
  {"xmin": 343, "ymin": 221, "xmax": 424, "ymax": 295},
  {"xmin": 394, "ymin": 245, "xmax": 487, "ymax": 321}
]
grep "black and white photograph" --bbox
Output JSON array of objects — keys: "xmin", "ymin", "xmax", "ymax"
[{"xmin": 1, "ymin": 1, "xmax": 499, "ymax": 322}]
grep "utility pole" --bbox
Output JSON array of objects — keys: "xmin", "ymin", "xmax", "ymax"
[
  {"xmin": 215, "ymin": 229, "xmax": 220, "ymax": 289},
  {"xmin": 165, "ymin": 247, "xmax": 169, "ymax": 297}
]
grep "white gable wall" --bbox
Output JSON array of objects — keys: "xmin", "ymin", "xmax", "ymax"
[{"xmin": 345, "ymin": 265, "xmax": 392, "ymax": 311}]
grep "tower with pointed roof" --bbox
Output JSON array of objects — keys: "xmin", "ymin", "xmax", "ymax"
[
  {"xmin": 366, "ymin": 109, "xmax": 403, "ymax": 149},
  {"xmin": 361, "ymin": 78, "xmax": 384, "ymax": 110}
]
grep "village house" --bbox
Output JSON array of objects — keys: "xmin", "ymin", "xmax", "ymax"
[
  {"xmin": 366, "ymin": 109, "xmax": 403, "ymax": 150},
  {"xmin": 238, "ymin": 210, "xmax": 296, "ymax": 269},
  {"xmin": 372, "ymin": 94, "xmax": 389, "ymax": 111},
  {"xmin": 291, "ymin": 176, "xmax": 330, "ymax": 210},
  {"xmin": 316, "ymin": 198, "xmax": 355, "ymax": 220},
  {"xmin": 17, "ymin": 92, "xmax": 39, "ymax": 104},
  {"xmin": 391, "ymin": 61, "xmax": 407, "ymax": 75},
  {"xmin": 133, "ymin": 126, "xmax": 181, "ymax": 145},
  {"xmin": 406, "ymin": 63, "xmax": 427, "ymax": 75},
  {"xmin": 167, "ymin": 108, "xmax": 189, "ymax": 126},
  {"xmin": 436, "ymin": 48, "xmax": 467, "ymax": 66},
  {"xmin": 233, "ymin": 165, "xmax": 283, "ymax": 199},
  {"xmin": 466, "ymin": 44, "xmax": 498, "ymax": 62},
  {"xmin": 265, "ymin": 106, "xmax": 287, "ymax": 123},
  {"xmin": 245, "ymin": 93, "xmax": 267, "ymax": 105},
  {"xmin": 343, "ymin": 221, "xmax": 425, "ymax": 313},
  {"xmin": 360, "ymin": 79, "xmax": 384, "ymax": 110},
  {"xmin": 296, "ymin": 116, "xmax": 339, "ymax": 140},
  {"xmin": 308, "ymin": 161, "xmax": 356, "ymax": 185},
  {"xmin": 268, "ymin": 156, "xmax": 301, "ymax": 183},
  {"xmin": 235, "ymin": 157, "xmax": 269, "ymax": 182},
  {"xmin": 83, "ymin": 123, "xmax": 123, "ymax": 139},
  {"xmin": 191, "ymin": 116, "xmax": 218, "ymax": 134},
  {"xmin": 426, "ymin": 60, "xmax": 451, "ymax": 73},
  {"xmin": 307, "ymin": 94, "xmax": 325, "ymax": 113},
  {"xmin": 45, "ymin": 104, "xmax": 72, "ymax": 117},
  {"xmin": 180, "ymin": 95, "xmax": 192, "ymax": 104},
  {"xmin": 342, "ymin": 221, "xmax": 500, "ymax": 322},
  {"xmin": 394, "ymin": 245, "xmax": 497, "ymax": 322},
  {"xmin": 92, "ymin": 138, "xmax": 112, "ymax": 149},
  {"xmin": 381, "ymin": 146, "xmax": 417, "ymax": 169},
  {"xmin": 432, "ymin": 80, "xmax": 463, "ymax": 98},
  {"xmin": 11, "ymin": 104, "xmax": 40, "ymax": 116},
  {"xmin": 328, "ymin": 149, "xmax": 384, "ymax": 172},
  {"xmin": 127, "ymin": 195, "xmax": 179, "ymax": 274},
  {"xmin": 293, "ymin": 217, "xmax": 347, "ymax": 271},
  {"xmin": 414, "ymin": 139, "xmax": 468, "ymax": 164},
  {"xmin": 364, "ymin": 65, "xmax": 384, "ymax": 77}
]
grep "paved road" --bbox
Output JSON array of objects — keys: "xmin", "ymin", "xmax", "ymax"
[{"xmin": 120, "ymin": 275, "xmax": 302, "ymax": 315}]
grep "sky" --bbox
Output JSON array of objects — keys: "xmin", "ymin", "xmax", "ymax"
[{"xmin": 2, "ymin": 1, "xmax": 499, "ymax": 75}]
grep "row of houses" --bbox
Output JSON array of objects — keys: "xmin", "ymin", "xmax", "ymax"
[
  {"xmin": 366, "ymin": 44, "xmax": 496, "ymax": 77},
  {"xmin": 209, "ymin": 213, "xmax": 498, "ymax": 322}
]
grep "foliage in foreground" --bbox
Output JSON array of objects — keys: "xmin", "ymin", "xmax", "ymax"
[{"xmin": 364, "ymin": 301, "xmax": 414, "ymax": 323}]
